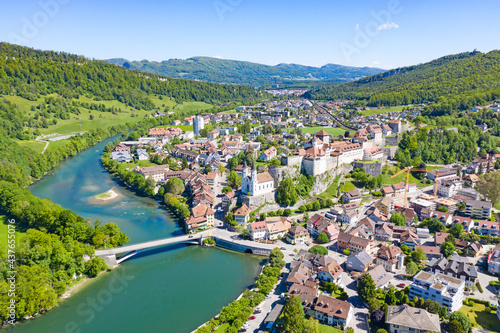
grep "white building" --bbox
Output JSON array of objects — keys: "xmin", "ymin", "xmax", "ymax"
[
  {"xmin": 248, "ymin": 221, "xmax": 267, "ymax": 240},
  {"xmin": 241, "ymin": 164, "xmax": 275, "ymax": 197},
  {"xmin": 386, "ymin": 305, "xmax": 441, "ymax": 333},
  {"xmin": 409, "ymin": 271, "xmax": 464, "ymax": 312},
  {"xmin": 437, "ymin": 178, "xmax": 462, "ymax": 198},
  {"xmin": 193, "ymin": 116, "xmax": 204, "ymax": 136}
]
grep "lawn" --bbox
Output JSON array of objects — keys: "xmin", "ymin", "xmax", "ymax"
[
  {"xmin": 301, "ymin": 127, "xmax": 346, "ymax": 136},
  {"xmin": 318, "ymin": 175, "xmax": 341, "ymax": 200},
  {"xmin": 495, "ymin": 202, "xmax": 500, "ymax": 210},
  {"xmin": 459, "ymin": 303, "xmax": 500, "ymax": 332},
  {"xmin": 118, "ymin": 160, "xmax": 157, "ymax": 170},
  {"xmin": 0, "ymin": 215, "xmax": 27, "ymax": 249},
  {"xmin": 339, "ymin": 180, "xmax": 359, "ymax": 192},
  {"xmin": 213, "ymin": 323, "xmax": 229, "ymax": 333},
  {"xmin": 319, "ymin": 324, "xmax": 343, "ymax": 333},
  {"xmin": 359, "ymin": 106, "xmax": 404, "ymax": 115}
]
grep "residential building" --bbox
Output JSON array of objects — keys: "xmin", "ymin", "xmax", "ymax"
[
  {"xmin": 259, "ymin": 146, "xmax": 277, "ymax": 161},
  {"xmin": 338, "ymin": 210, "xmax": 359, "ymax": 225},
  {"xmin": 426, "ymin": 168, "xmax": 458, "ymax": 181},
  {"xmin": 401, "ymin": 230, "xmax": 420, "ymax": 249},
  {"xmin": 437, "ymin": 178, "xmax": 462, "ymax": 198},
  {"xmin": 487, "ymin": 244, "xmax": 500, "ymax": 274},
  {"xmin": 286, "ymin": 225, "xmax": 309, "ymax": 245},
  {"xmin": 467, "ymin": 241, "xmax": 482, "ymax": 257},
  {"xmin": 386, "ymin": 305, "xmax": 441, "ymax": 333},
  {"xmin": 317, "ymin": 261, "xmax": 343, "ymax": 283},
  {"xmin": 342, "ymin": 190, "xmax": 362, "ymax": 203},
  {"xmin": 248, "ymin": 221, "xmax": 267, "ymax": 240},
  {"xmin": 411, "ymin": 199, "xmax": 436, "ymax": 218},
  {"xmin": 430, "ymin": 211, "xmax": 452, "ymax": 226},
  {"xmin": 136, "ymin": 148, "xmax": 149, "ymax": 161},
  {"xmin": 313, "ymin": 295, "xmax": 354, "ymax": 328},
  {"xmin": 450, "ymin": 216, "xmax": 474, "ymax": 233},
  {"xmin": 375, "ymin": 223, "xmax": 393, "ymax": 241},
  {"xmin": 266, "ymin": 217, "xmax": 290, "ymax": 240},
  {"xmin": 409, "ymin": 271, "xmax": 464, "ymax": 312},
  {"xmin": 193, "ymin": 116, "xmax": 204, "ymax": 136},
  {"xmin": 465, "ymin": 200, "xmax": 492, "ymax": 220},
  {"xmin": 366, "ymin": 265, "xmax": 393, "ymax": 289},
  {"xmin": 337, "ymin": 233, "xmax": 372, "ymax": 254},
  {"xmin": 375, "ymin": 196, "xmax": 394, "ymax": 216},
  {"xmin": 478, "ymin": 220, "xmax": 500, "ymax": 236},
  {"xmin": 346, "ymin": 250, "xmax": 373, "ymax": 272},
  {"xmin": 376, "ymin": 245, "xmax": 404, "ymax": 273},
  {"xmin": 234, "ymin": 204, "xmax": 250, "ymax": 225},
  {"xmin": 415, "ymin": 245, "xmax": 442, "ymax": 261},
  {"xmin": 135, "ymin": 164, "xmax": 170, "ymax": 183},
  {"xmin": 427, "ymin": 255, "xmax": 478, "ymax": 287},
  {"xmin": 111, "ymin": 151, "xmax": 132, "ymax": 162},
  {"xmin": 395, "ymin": 207, "xmax": 416, "ymax": 226}
]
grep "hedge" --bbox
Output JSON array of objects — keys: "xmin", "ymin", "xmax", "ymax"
[{"xmin": 476, "ymin": 282, "xmax": 484, "ymax": 293}]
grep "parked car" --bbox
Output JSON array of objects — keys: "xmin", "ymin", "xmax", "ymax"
[
  {"xmin": 397, "ymin": 283, "xmax": 406, "ymax": 288},
  {"xmin": 249, "ymin": 316, "xmax": 256, "ymax": 320}
]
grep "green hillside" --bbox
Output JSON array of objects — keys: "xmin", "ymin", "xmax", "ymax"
[
  {"xmin": 106, "ymin": 56, "xmax": 383, "ymax": 86},
  {"xmin": 304, "ymin": 50, "xmax": 500, "ymax": 116}
]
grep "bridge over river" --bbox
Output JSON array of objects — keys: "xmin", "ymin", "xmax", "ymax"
[{"xmin": 95, "ymin": 229, "xmax": 277, "ymax": 266}]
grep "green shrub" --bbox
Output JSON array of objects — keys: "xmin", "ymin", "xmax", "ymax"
[{"xmin": 476, "ymin": 282, "xmax": 483, "ymax": 293}]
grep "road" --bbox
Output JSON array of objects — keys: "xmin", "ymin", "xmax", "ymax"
[{"xmin": 340, "ymin": 272, "xmax": 370, "ymax": 333}]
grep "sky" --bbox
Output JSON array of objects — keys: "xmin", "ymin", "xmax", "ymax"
[{"xmin": 1, "ymin": 0, "xmax": 499, "ymax": 70}]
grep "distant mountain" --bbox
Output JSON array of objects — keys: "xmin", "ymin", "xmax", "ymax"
[
  {"xmin": 304, "ymin": 50, "xmax": 500, "ymax": 116},
  {"xmin": 106, "ymin": 56, "xmax": 384, "ymax": 86}
]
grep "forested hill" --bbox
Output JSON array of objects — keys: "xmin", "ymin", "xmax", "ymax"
[
  {"xmin": 106, "ymin": 56, "xmax": 384, "ymax": 86},
  {"xmin": 0, "ymin": 43, "xmax": 265, "ymax": 108},
  {"xmin": 304, "ymin": 50, "xmax": 500, "ymax": 116}
]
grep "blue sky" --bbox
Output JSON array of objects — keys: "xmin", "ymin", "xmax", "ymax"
[{"xmin": 1, "ymin": 0, "xmax": 499, "ymax": 69}]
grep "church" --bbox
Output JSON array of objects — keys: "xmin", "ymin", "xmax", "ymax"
[{"xmin": 241, "ymin": 163, "xmax": 275, "ymax": 196}]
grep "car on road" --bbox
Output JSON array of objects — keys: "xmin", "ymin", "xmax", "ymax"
[
  {"xmin": 188, "ymin": 236, "xmax": 193, "ymax": 238},
  {"xmin": 249, "ymin": 316, "xmax": 256, "ymax": 320},
  {"xmin": 254, "ymin": 308, "xmax": 261, "ymax": 313},
  {"xmin": 397, "ymin": 283, "xmax": 406, "ymax": 288},
  {"xmin": 280, "ymin": 247, "xmax": 286, "ymax": 250}
]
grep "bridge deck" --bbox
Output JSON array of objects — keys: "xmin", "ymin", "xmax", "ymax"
[{"xmin": 95, "ymin": 232, "xmax": 206, "ymax": 256}]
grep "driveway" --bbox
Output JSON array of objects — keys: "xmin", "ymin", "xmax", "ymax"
[
  {"xmin": 468, "ymin": 270, "xmax": 499, "ymax": 303},
  {"xmin": 341, "ymin": 272, "xmax": 369, "ymax": 333}
]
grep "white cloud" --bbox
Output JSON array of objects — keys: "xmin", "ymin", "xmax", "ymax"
[
  {"xmin": 355, "ymin": 23, "xmax": 359, "ymax": 30},
  {"xmin": 378, "ymin": 22, "xmax": 399, "ymax": 30},
  {"xmin": 213, "ymin": 55, "xmax": 222, "ymax": 59},
  {"xmin": 372, "ymin": 61, "xmax": 380, "ymax": 65}
]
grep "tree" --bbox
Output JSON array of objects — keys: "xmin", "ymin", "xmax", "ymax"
[
  {"xmin": 423, "ymin": 299, "xmax": 441, "ymax": 314},
  {"xmin": 385, "ymin": 289, "xmax": 397, "ymax": 305},
  {"xmin": 343, "ymin": 248, "xmax": 350, "ymax": 255},
  {"xmin": 440, "ymin": 241, "xmax": 455, "ymax": 258},
  {"xmin": 376, "ymin": 330, "xmax": 388, "ymax": 333},
  {"xmin": 449, "ymin": 320, "xmax": 465, "ymax": 333},
  {"xmin": 450, "ymin": 223, "xmax": 464, "ymax": 238},
  {"xmin": 412, "ymin": 247, "xmax": 426, "ymax": 262},
  {"xmin": 228, "ymin": 171, "xmax": 241, "ymax": 188},
  {"xmin": 436, "ymin": 206, "xmax": 448, "ymax": 213},
  {"xmin": 368, "ymin": 299, "xmax": 381, "ymax": 312},
  {"xmin": 303, "ymin": 316, "xmax": 321, "ymax": 333},
  {"xmin": 317, "ymin": 232, "xmax": 329, "ymax": 244},
  {"xmin": 222, "ymin": 186, "xmax": 232, "ymax": 194},
  {"xmin": 477, "ymin": 171, "xmax": 500, "ymax": 206},
  {"xmin": 84, "ymin": 257, "xmax": 108, "ymax": 277},
  {"xmin": 449, "ymin": 311, "xmax": 472, "ymax": 333},
  {"xmin": 371, "ymin": 309, "xmax": 385, "ymax": 327},
  {"xmin": 270, "ymin": 247, "xmax": 285, "ymax": 269},
  {"xmin": 279, "ymin": 295, "xmax": 305, "ymax": 333},
  {"xmin": 406, "ymin": 262, "xmax": 419, "ymax": 276},
  {"xmin": 339, "ymin": 291, "xmax": 349, "ymax": 301},
  {"xmin": 276, "ymin": 177, "xmax": 299, "ymax": 207},
  {"xmin": 165, "ymin": 177, "xmax": 185, "ymax": 195},
  {"xmin": 390, "ymin": 213, "xmax": 406, "ymax": 226},
  {"xmin": 357, "ymin": 273, "xmax": 376, "ymax": 303},
  {"xmin": 309, "ymin": 245, "xmax": 328, "ymax": 256},
  {"xmin": 181, "ymin": 157, "xmax": 189, "ymax": 169},
  {"xmin": 419, "ymin": 218, "xmax": 445, "ymax": 233}
]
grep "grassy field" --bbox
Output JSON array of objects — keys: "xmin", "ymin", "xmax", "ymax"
[
  {"xmin": 319, "ymin": 324, "xmax": 343, "ymax": 333},
  {"xmin": 380, "ymin": 166, "xmax": 424, "ymax": 186},
  {"xmin": 318, "ymin": 175, "xmax": 341, "ymax": 200},
  {"xmin": 17, "ymin": 140, "xmax": 48, "ymax": 154},
  {"xmin": 339, "ymin": 180, "xmax": 358, "ymax": 192},
  {"xmin": 213, "ymin": 323, "xmax": 229, "ymax": 332},
  {"xmin": 301, "ymin": 127, "xmax": 345, "ymax": 136},
  {"xmin": 0, "ymin": 215, "xmax": 27, "ymax": 249},
  {"xmin": 459, "ymin": 303, "xmax": 500, "ymax": 331},
  {"xmin": 359, "ymin": 106, "xmax": 404, "ymax": 115},
  {"xmin": 1, "ymin": 94, "xmax": 212, "ymax": 137}
]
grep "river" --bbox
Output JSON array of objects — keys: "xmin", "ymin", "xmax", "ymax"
[{"xmin": 6, "ymin": 137, "xmax": 263, "ymax": 333}]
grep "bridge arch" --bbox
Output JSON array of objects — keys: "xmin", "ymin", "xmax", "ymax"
[{"xmin": 244, "ymin": 248, "xmax": 253, "ymax": 254}]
